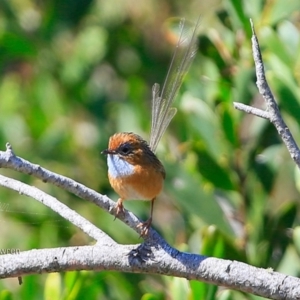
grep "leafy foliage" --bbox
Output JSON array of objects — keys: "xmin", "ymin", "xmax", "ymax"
[{"xmin": 0, "ymin": 0, "xmax": 300, "ymax": 299}]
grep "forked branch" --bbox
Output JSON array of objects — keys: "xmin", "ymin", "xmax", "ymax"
[
  {"xmin": 0, "ymin": 19, "xmax": 300, "ymax": 299},
  {"xmin": 234, "ymin": 19, "xmax": 300, "ymax": 167}
]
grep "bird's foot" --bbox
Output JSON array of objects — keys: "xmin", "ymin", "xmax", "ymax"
[
  {"xmin": 114, "ymin": 198, "xmax": 125, "ymax": 220},
  {"xmin": 137, "ymin": 217, "xmax": 152, "ymax": 237}
]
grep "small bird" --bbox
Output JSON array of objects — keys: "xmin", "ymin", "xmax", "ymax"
[
  {"xmin": 102, "ymin": 18, "xmax": 199, "ymax": 235},
  {"xmin": 101, "ymin": 132, "xmax": 166, "ymax": 233}
]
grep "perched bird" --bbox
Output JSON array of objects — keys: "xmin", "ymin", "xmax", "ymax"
[
  {"xmin": 102, "ymin": 18, "xmax": 199, "ymax": 235},
  {"xmin": 101, "ymin": 132, "xmax": 166, "ymax": 233}
]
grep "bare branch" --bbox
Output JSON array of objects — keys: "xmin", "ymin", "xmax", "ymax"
[
  {"xmin": 1, "ymin": 19, "xmax": 300, "ymax": 300},
  {"xmin": 233, "ymin": 102, "xmax": 270, "ymax": 119},
  {"xmin": 0, "ymin": 174, "xmax": 115, "ymax": 245},
  {"xmin": 234, "ymin": 19, "xmax": 300, "ymax": 167},
  {"xmin": 0, "ymin": 245, "xmax": 299, "ymax": 299},
  {"xmin": 1, "ymin": 145, "xmax": 300, "ymax": 299},
  {"xmin": 0, "ymin": 143, "xmax": 151, "ymax": 238}
]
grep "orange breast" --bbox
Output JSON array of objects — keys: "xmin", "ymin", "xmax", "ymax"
[{"xmin": 108, "ymin": 164, "xmax": 164, "ymax": 201}]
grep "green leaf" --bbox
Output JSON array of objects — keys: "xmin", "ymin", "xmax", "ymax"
[
  {"xmin": 0, "ymin": 33, "xmax": 36, "ymax": 62},
  {"xmin": 270, "ymin": 77, "xmax": 300, "ymax": 126},
  {"xmin": 293, "ymin": 226, "xmax": 300, "ymax": 256},
  {"xmin": 167, "ymin": 162, "xmax": 234, "ymax": 236},
  {"xmin": 190, "ymin": 280, "xmax": 217, "ymax": 300},
  {"xmin": 264, "ymin": 202, "xmax": 297, "ymax": 268},
  {"xmin": 268, "ymin": 0, "xmax": 300, "ymax": 25},
  {"xmin": 0, "ymin": 290, "xmax": 13, "ymax": 300},
  {"xmin": 193, "ymin": 145, "xmax": 234, "ymax": 190},
  {"xmin": 219, "ymin": 104, "xmax": 237, "ymax": 146},
  {"xmin": 141, "ymin": 293, "xmax": 160, "ymax": 300},
  {"xmin": 226, "ymin": 0, "xmax": 251, "ymax": 36},
  {"xmin": 169, "ymin": 277, "xmax": 190, "ymax": 300},
  {"xmin": 44, "ymin": 273, "xmax": 61, "ymax": 300},
  {"xmin": 201, "ymin": 225, "xmax": 245, "ymax": 261}
]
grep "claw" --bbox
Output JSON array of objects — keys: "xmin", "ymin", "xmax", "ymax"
[
  {"xmin": 137, "ymin": 217, "xmax": 152, "ymax": 237},
  {"xmin": 114, "ymin": 198, "xmax": 125, "ymax": 220}
]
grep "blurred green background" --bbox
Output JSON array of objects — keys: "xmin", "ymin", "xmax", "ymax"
[{"xmin": 1, "ymin": 0, "xmax": 300, "ymax": 299}]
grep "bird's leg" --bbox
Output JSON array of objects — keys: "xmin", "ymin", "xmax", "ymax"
[
  {"xmin": 137, "ymin": 198, "xmax": 155, "ymax": 236},
  {"xmin": 114, "ymin": 198, "xmax": 125, "ymax": 220}
]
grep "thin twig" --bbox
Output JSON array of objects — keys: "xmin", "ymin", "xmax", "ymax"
[
  {"xmin": 233, "ymin": 102, "xmax": 270, "ymax": 119},
  {"xmin": 0, "ymin": 143, "xmax": 153, "ymax": 238},
  {"xmin": 1, "ymin": 145, "xmax": 300, "ymax": 299},
  {"xmin": 1, "ymin": 18, "xmax": 300, "ymax": 299},
  {"xmin": 0, "ymin": 174, "xmax": 115, "ymax": 245},
  {"xmin": 234, "ymin": 19, "xmax": 300, "ymax": 167}
]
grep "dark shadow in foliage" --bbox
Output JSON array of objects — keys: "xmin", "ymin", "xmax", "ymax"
[
  {"xmin": 250, "ymin": 122, "xmax": 281, "ymax": 193},
  {"xmin": 194, "ymin": 145, "xmax": 235, "ymax": 191},
  {"xmin": 264, "ymin": 202, "xmax": 297, "ymax": 268}
]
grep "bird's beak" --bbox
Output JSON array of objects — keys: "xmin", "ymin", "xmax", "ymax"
[{"xmin": 101, "ymin": 149, "xmax": 116, "ymax": 155}]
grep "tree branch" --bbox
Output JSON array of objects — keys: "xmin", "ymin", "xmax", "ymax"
[
  {"xmin": 1, "ymin": 244, "xmax": 300, "ymax": 299},
  {"xmin": 0, "ymin": 143, "xmax": 151, "ymax": 238},
  {"xmin": 234, "ymin": 19, "xmax": 300, "ymax": 167},
  {"xmin": 233, "ymin": 102, "xmax": 270, "ymax": 120},
  {"xmin": 0, "ymin": 174, "xmax": 115, "ymax": 245},
  {"xmin": 1, "ymin": 19, "xmax": 300, "ymax": 300},
  {"xmin": 0, "ymin": 144, "xmax": 300, "ymax": 299}
]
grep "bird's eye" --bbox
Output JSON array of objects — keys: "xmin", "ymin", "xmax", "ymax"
[{"xmin": 119, "ymin": 144, "xmax": 131, "ymax": 155}]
